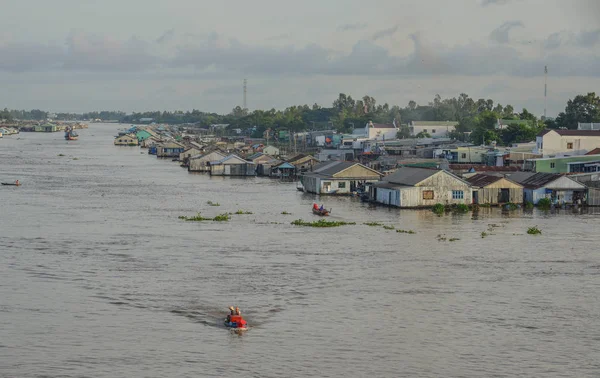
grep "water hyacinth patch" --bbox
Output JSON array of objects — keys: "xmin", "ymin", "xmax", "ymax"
[
  {"xmin": 207, "ymin": 201, "xmax": 220, "ymax": 206},
  {"xmin": 364, "ymin": 222, "xmax": 383, "ymax": 226},
  {"xmin": 527, "ymin": 226, "xmax": 542, "ymax": 235},
  {"xmin": 291, "ymin": 219, "xmax": 356, "ymax": 227}
]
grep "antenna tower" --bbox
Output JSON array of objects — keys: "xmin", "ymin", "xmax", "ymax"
[
  {"xmin": 243, "ymin": 79, "xmax": 247, "ymax": 110},
  {"xmin": 544, "ymin": 66, "xmax": 547, "ymax": 120}
]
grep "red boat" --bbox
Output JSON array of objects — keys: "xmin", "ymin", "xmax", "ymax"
[{"xmin": 312, "ymin": 206, "xmax": 330, "ymax": 216}]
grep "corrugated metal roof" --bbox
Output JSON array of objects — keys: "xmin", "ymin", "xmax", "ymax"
[
  {"xmin": 312, "ymin": 161, "xmax": 356, "ymax": 176},
  {"xmin": 383, "ymin": 167, "xmax": 439, "ymax": 186},
  {"xmin": 510, "ymin": 172, "xmax": 563, "ymax": 189},
  {"xmin": 466, "ymin": 174, "xmax": 503, "ymax": 187},
  {"xmin": 586, "ymin": 148, "xmax": 600, "ymax": 155}
]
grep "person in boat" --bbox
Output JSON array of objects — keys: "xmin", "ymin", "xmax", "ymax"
[
  {"xmin": 313, "ymin": 203, "xmax": 319, "ymax": 210},
  {"xmin": 319, "ymin": 204, "xmax": 324, "ymax": 211},
  {"xmin": 15, "ymin": 180, "xmax": 19, "ymax": 185},
  {"xmin": 226, "ymin": 306, "xmax": 235, "ymax": 322},
  {"xmin": 228, "ymin": 307, "xmax": 247, "ymax": 328}
]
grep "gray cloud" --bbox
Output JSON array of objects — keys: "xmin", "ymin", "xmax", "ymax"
[
  {"xmin": 543, "ymin": 29, "xmax": 600, "ymax": 50},
  {"xmin": 156, "ymin": 29, "xmax": 175, "ymax": 44},
  {"xmin": 544, "ymin": 32, "xmax": 563, "ymax": 49},
  {"xmin": 489, "ymin": 21, "xmax": 524, "ymax": 44},
  {"xmin": 481, "ymin": 0, "xmax": 511, "ymax": 6},
  {"xmin": 576, "ymin": 28, "xmax": 600, "ymax": 47},
  {"xmin": 1, "ymin": 29, "xmax": 599, "ymax": 79},
  {"xmin": 371, "ymin": 25, "xmax": 400, "ymax": 41},
  {"xmin": 0, "ymin": 41, "xmax": 64, "ymax": 72},
  {"xmin": 337, "ymin": 23, "xmax": 368, "ymax": 32}
]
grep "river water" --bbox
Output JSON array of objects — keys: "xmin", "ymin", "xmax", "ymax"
[{"xmin": 1, "ymin": 124, "xmax": 599, "ymax": 378}]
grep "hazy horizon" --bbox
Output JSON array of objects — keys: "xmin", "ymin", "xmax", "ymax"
[{"xmin": 1, "ymin": 0, "xmax": 599, "ymax": 116}]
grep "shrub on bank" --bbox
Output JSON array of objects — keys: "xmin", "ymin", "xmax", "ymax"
[{"xmin": 537, "ymin": 198, "xmax": 552, "ymax": 210}]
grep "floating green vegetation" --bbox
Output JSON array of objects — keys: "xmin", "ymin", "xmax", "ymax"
[
  {"xmin": 213, "ymin": 213, "xmax": 231, "ymax": 222},
  {"xmin": 537, "ymin": 198, "xmax": 552, "ymax": 210},
  {"xmin": 504, "ymin": 202, "xmax": 519, "ymax": 211},
  {"xmin": 364, "ymin": 222, "xmax": 383, "ymax": 226},
  {"xmin": 436, "ymin": 234, "xmax": 447, "ymax": 241},
  {"xmin": 72, "ymin": 157, "xmax": 79, "ymax": 160},
  {"xmin": 281, "ymin": 211, "xmax": 292, "ymax": 215},
  {"xmin": 382, "ymin": 225, "xmax": 395, "ymax": 230},
  {"xmin": 481, "ymin": 231, "xmax": 488, "ymax": 238},
  {"xmin": 397, "ymin": 229, "xmax": 416, "ymax": 234},
  {"xmin": 449, "ymin": 238, "xmax": 460, "ymax": 242},
  {"xmin": 453, "ymin": 204, "xmax": 470, "ymax": 213},
  {"xmin": 478, "ymin": 203, "xmax": 492, "ymax": 208},
  {"xmin": 207, "ymin": 201, "xmax": 220, "ymax": 206},
  {"xmin": 234, "ymin": 210, "xmax": 253, "ymax": 215},
  {"xmin": 432, "ymin": 203, "xmax": 445, "ymax": 215},
  {"xmin": 179, "ymin": 212, "xmax": 230, "ymax": 222},
  {"xmin": 291, "ymin": 219, "xmax": 356, "ymax": 228},
  {"xmin": 179, "ymin": 213, "xmax": 212, "ymax": 222},
  {"xmin": 58, "ymin": 154, "xmax": 65, "ymax": 157},
  {"xmin": 525, "ymin": 201, "xmax": 534, "ymax": 210},
  {"xmin": 527, "ymin": 226, "xmax": 542, "ymax": 235}
]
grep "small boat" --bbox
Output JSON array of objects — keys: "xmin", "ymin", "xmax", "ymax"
[
  {"xmin": 224, "ymin": 320, "xmax": 248, "ymax": 332},
  {"xmin": 64, "ymin": 126, "xmax": 79, "ymax": 140},
  {"xmin": 312, "ymin": 207, "xmax": 331, "ymax": 216},
  {"xmin": 2, "ymin": 182, "xmax": 21, "ymax": 186}
]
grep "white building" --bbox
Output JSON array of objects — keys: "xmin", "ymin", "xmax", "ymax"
[
  {"xmin": 578, "ymin": 123, "xmax": 600, "ymax": 130},
  {"xmin": 535, "ymin": 129, "xmax": 600, "ymax": 157},
  {"xmin": 410, "ymin": 121, "xmax": 458, "ymax": 138},
  {"xmin": 364, "ymin": 121, "xmax": 398, "ymax": 141}
]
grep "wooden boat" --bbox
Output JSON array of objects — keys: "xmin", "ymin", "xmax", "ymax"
[
  {"xmin": 312, "ymin": 207, "xmax": 331, "ymax": 216},
  {"xmin": 2, "ymin": 182, "xmax": 21, "ymax": 186}
]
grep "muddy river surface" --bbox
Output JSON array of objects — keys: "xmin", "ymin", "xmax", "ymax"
[{"xmin": 1, "ymin": 125, "xmax": 600, "ymax": 377}]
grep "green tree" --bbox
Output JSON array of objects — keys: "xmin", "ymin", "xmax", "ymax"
[{"xmin": 555, "ymin": 92, "xmax": 600, "ymax": 129}]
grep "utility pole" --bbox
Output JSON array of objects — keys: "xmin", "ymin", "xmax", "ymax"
[
  {"xmin": 544, "ymin": 66, "xmax": 547, "ymax": 120},
  {"xmin": 243, "ymin": 79, "xmax": 247, "ymax": 111}
]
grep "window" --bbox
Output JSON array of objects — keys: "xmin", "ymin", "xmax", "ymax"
[
  {"xmin": 423, "ymin": 129, "xmax": 428, "ymax": 133},
  {"xmin": 423, "ymin": 190, "xmax": 434, "ymax": 200},
  {"xmin": 338, "ymin": 182, "xmax": 346, "ymax": 188},
  {"xmin": 461, "ymin": 153, "xmax": 467, "ymax": 158},
  {"xmin": 550, "ymin": 163, "xmax": 555, "ymax": 168},
  {"xmin": 432, "ymin": 129, "xmax": 436, "ymax": 133},
  {"xmin": 452, "ymin": 190, "xmax": 464, "ymax": 199},
  {"xmin": 567, "ymin": 143, "xmax": 573, "ymax": 149}
]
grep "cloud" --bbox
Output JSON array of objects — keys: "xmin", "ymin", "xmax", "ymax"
[
  {"xmin": 481, "ymin": 0, "xmax": 511, "ymax": 6},
  {"xmin": 489, "ymin": 21, "xmax": 524, "ymax": 44},
  {"xmin": 543, "ymin": 28, "xmax": 600, "ymax": 50},
  {"xmin": 267, "ymin": 33, "xmax": 292, "ymax": 41},
  {"xmin": 371, "ymin": 25, "xmax": 400, "ymax": 41},
  {"xmin": 62, "ymin": 30, "xmax": 160, "ymax": 72},
  {"xmin": 1, "ymin": 29, "xmax": 599, "ymax": 80},
  {"xmin": 156, "ymin": 29, "xmax": 175, "ymax": 44},
  {"xmin": 337, "ymin": 23, "xmax": 368, "ymax": 32},
  {"xmin": 0, "ymin": 41, "xmax": 64, "ymax": 72},
  {"xmin": 575, "ymin": 28, "xmax": 600, "ymax": 47}
]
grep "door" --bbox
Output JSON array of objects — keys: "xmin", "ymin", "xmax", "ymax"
[
  {"xmin": 499, "ymin": 189, "xmax": 510, "ymax": 203},
  {"xmin": 473, "ymin": 191, "xmax": 479, "ymax": 204}
]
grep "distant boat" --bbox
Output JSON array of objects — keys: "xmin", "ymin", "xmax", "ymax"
[{"xmin": 65, "ymin": 126, "xmax": 78, "ymax": 140}]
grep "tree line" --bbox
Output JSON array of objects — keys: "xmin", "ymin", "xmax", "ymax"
[{"xmin": 2, "ymin": 92, "xmax": 598, "ymax": 146}]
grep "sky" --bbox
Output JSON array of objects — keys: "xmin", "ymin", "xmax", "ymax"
[{"xmin": 0, "ymin": 0, "xmax": 599, "ymax": 117}]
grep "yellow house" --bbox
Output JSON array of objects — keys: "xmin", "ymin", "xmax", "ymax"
[
  {"xmin": 114, "ymin": 134, "xmax": 139, "ymax": 146},
  {"xmin": 466, "ymin": 174, "xmax": 523, "ymax": 205}
]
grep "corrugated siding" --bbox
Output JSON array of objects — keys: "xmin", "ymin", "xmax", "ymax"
[
  {"xmin": 588, "ymin": 188, "xmax": 600, "ymax": 206},
  {"xmin": 375, "ymin": 188, "xmax": 401, "ymax": 206},
  {"xmin": 477, "ymin": 188, "xmax": 523, "ymax": 204},
  {"xmin": 333, "ymin": 165, "xmax": 380, "ymax": 179},
  {"xmin": 484, "ymin": 178, "xmax": 523, "ymax": 189}
]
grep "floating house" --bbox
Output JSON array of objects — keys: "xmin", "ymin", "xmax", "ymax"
[
  {"xmin": 34, "ymin": 124, "xmax": 58, "ymax": 132},
  {"xmin": 466, "ymin": 174, "xmax": 523, "ymax": 205},
  {"xmin": 368, "ymin": 167, "xmax": 472, "ymax": 207},
  {"xmin": 209, "ymin": 154, "xmax": 256, "ymax": 176},
  {"xmin": 300, "ymin": 161, "xmax": 383, "ymax": 195},
  {"xmin": 156, "ymin": 142, "xmax": 185, "ymax": 158},
  {"xmin": 114, "ymin": 134, "xmax": 139, "ymax": 146},
  {"xmin": 188, "ymin": 150, "xmax": 226, "ymax": 172},
  {"xmin": 262, "ymin": 145, "xmax": 280, "ymax": 156},
  {"xmin": 509, "ymin": 172, "xmax": 587, "ymax": 205},
  {"xmin": 179, "ymin": 147, "xmax": 203, "ymax": 162}
]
